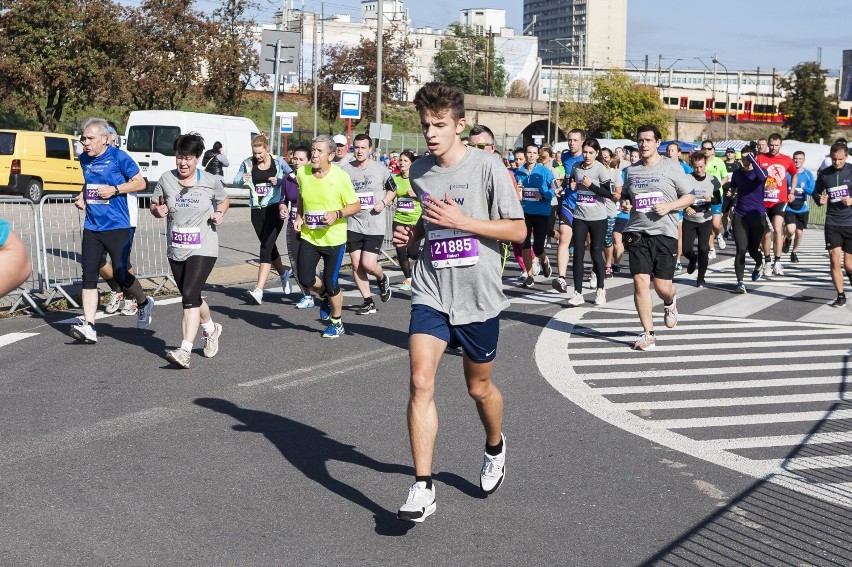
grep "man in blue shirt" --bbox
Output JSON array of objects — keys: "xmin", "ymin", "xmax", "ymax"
[
  {"xmin": 515, "ymin": 143, "xmax": 556, "ymax": 287},
  {"xmin": 783, "ymin": 150, "xmax": 815, "ymax": 263},
  {"xmin": 70, "ymin": 117, "xmax": 150, "ymax": 344},
  {"xmin": 553, "ymin": 128, "xmax": 585, "ymax": 292}
]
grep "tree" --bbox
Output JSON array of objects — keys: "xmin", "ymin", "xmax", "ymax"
[
  {"xmin": 122, "ymin": 0, "xmax": 208, "ymax": 110},
  {"xmin": 0, "ymin": 0, "xmax": 131, "ymax": 131},
  {"xmin": 507, "ymin": 79, "xmax": 530, "ymax": 99},
  {"xmin": 777, "ymin": 62, "xmax": 837, "ymax": 142},
  {"xmin": 316, "ymin": 26, "xmax": 413, "ymax": 128},
  {"xmin": 202, "ymin": 0, "xmax": 262, "ymax": 115},
  {"xmin": 431, "ymin": 24, "xmax": 507, "ymax": 97},
  {"xmin": 584, "ymin": 72, "xmax": 671, "ymax": 139}
]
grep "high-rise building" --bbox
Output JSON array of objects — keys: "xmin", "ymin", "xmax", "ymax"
[{"xmin": 523, "ymin": 0, "xmax": 626, "ymax": 68}]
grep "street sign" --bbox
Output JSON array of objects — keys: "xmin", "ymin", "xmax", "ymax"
[
  {"xmin": 280, "ymin": 116, "xmax": 294, "ymax": 134},
  {"xmin": 333, "ymin": 84, "xmax": 370, "ymax": 93},
  {"xmin": 339, "ymin": 91, "xmax": 362, "ymax": 120},
  {"xmin": 259, "ymin": 30, "xmax": 301, "ymax": 75},
  {"xmin": 369, "ymin": 122, "xmax": 392, "ymax": 141}
]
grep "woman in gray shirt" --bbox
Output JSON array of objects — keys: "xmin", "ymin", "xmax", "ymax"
[{"xmin": 151, "ymin": 133, "xmax": 230, "ymax": 369}]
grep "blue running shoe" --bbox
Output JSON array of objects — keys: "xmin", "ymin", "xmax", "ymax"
[
  {"xmin": 322, "ymin": 321, "xmax": 344, "ymax": 338},
  {"xmin": 751, "ymin": 262, "xmax": 764, "ymax": 282},
  {"xmin": 319, "ymin": 296, "xmax": 331, "ymax": 322}
]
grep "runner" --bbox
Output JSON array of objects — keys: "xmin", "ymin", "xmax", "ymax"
[
  {"xmin": 331, "ymin": 134, "xmax": 353, "ymax": 165},
  {"xmin": 515, "ymin": 143, "xmax": 555, "ymax": 288},
  {"xmin": 700, "ymin": 140, "xmax": 728, "ymax": 259},
  {"xmin": 757, "ymin": 133, "xmax": 798, "ymax": 275},
  {"xmin": 394, "ymin": 82, "xmax": 525, "ymax": 523},
  {"xmin": 665, "ymin": 142, "xmax": 691, "ymax": 273},
  {"xmin": 729, "ymin": 146, "xmax": 767, "ymax": 294},
  {"xmin": 600, "ymin": 148, "xmax": 620, "ymax": 278},
  {"xmin": 278, "ymin": 145, "xmax": 316, "ymax": 308},
  {"xmin": 622, "ymin": 125, "xmax": 695, "ymax": 351},
  {"xmin": 681, "ymin": 151, "xmax": 722, "ymax": 287},
  {"xmin": 340, "ymin": 133, "xmax": 396, "ymax": 314},
  {"xmin": 150, "ymin": 133, "xmax": 229, "ymax": 368},
  {"xmin": 391, "ymin": 150, "xmax": 422, "ymax": 290},
  {"xmin": 814, "ymin": 142, "xmax": 852, "ymax": 307},
  {"xmin": 552, "ymin": 129, "xmax": 584, "ymax": 292},
  {"xmin": 566, "ymin": 138, "xmax": 618, "ymax": 306},
  {"xmin": 293, "ymin": 135, "xmax": 361, "ymax": 337},
  {"xmin": 70, "ymin": 117, "xmax": 152, "ymax": 344},
  {"xmin": 721, "ymin": 147, "xmax": 741, "ymax": 240},
  {"xmin": 783, "ymin": 150, "xmax": 815, "ymax": 263},
  {"xmin": 233, "ymin": 135, "xmax": 293, "ymax": 305}
]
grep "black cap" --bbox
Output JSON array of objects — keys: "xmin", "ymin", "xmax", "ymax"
[{"xmin": 726, "ymin": 148, "xmax": 735, "ymax": 153}]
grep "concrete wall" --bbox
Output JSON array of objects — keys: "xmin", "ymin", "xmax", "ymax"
[{"xmin": 464, "ymin": 95, "xmax": 548, "ymax": 139}]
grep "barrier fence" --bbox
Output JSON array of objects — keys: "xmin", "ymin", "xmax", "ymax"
[{"xmin": 0, "ymin": 198, "xmax": 45, "ymax": 315}]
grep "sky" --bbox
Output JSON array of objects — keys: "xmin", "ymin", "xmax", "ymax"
[{"xmin": 121, "ymin": 0, "xmax": 849, "ymax": 74}]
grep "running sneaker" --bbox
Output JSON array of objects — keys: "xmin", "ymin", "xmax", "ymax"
[
  {"xmin": 674, "ymin": 261, "xmax": 682, "ymax": 272},
  {"xmin": 281, "ymin": 269, "xmax": 292, "ymax": 295},
  {"xmin": 686, "ymin": 256, "xmax": 697, "ymax": 275},
  {"xmin": 717, "ymin": 234, "xmax": 726, "ymax": 250},
  {"xmin": 567, "ymin": 291, "xmax": 584, "ymax": 307},
  {"xmin": 356, "ymin": 300, "xmax": 377, "ymax": 315},
  {"xmin": 105, "ymin": 291, "xmax": 123, "ymax": 314},
  {"xmin": 246, "ymin": 287, "xmax": 263, "ymax": 305},
  {"xmin": 296, "ymin": 295, "xmax": 315, "ymax": 309},
  {"xmin": 708, "ymin": 248, "xmax": 717, "ymax": 259},
  {"xmin": 398, "ymin": 278, "xmax": 412, "ymax": 291},
  {"xmin": 612, "ymin": 264, "xmax": 621, "ymax": 273},
  {"xmin": 605, "ymin": 265, "xmax": 613, "ymax": 279},
  {"xmin": 751, "ymin": 263, "xmax": 765, "ymax": 282},
  {"xmin": 480, "ymin": 433, "xmax": 506, "ymax": 494},
  {"xmin": 542, "ymin": 259, "xmax": 553, "ymax": 278},
  {"xmin": 790, "ymin": 252, "xmax": 800, "ymax": 263},
  {"xmin": 120, "ymin": 299, "xmax": 138, "ymax": 316},
  {"xmin": 319, "ymin": 296, "xmax": 331, "ymax": 322},
  {"xmin": 397, "ymin": 481, "xmax": 436, "ymax": 523},
  {"xmin": 202, "ymin": 322, "xmax": 222, "ymax": 358},
  {"xmin": 782, "ymin": 238, "xmax": 791, "ymax": 254},
  {"xmin": 136, "ymin": 297, "xmax": 154, "ymax": 329},
  {"xmin": 321, "ymin": 321, "xmax": 345, "ymax": 338},
  {"xmin": 552, "ymin": 277, "xmax": 568, "ymax": 293},
  {"xmin": 735, "ymin": 282, "xmax": 747, "ymax": 294},
  {"xmin": 523, "ymin": 275, "xmax": 535, "ymax": 288},
  {"xmin": 696, "ymin": 279, "xmax": 706, "ymax": 288},
  {"xmin": 663, "ymin": 301, "xmax": 678, "ymax": 329},
  {"xmin": 166, "ymin": 348, "xmax": 191, "ymax": 369},
  {"xmin": 588, "ymin": 272, "xmax": 598, "ymax": 290},
  {"xmin": 594, "ymin": 288, "xmax": 607, "ymax": 306},
  {"xmin": 633, "ymin": 332, "xmax": 656, "ymax": 351},
  {"xmin": 378, "ymin": 273, "xmax": 392, "ymax": 302},
  {"xmin": 773, "ymin": 261, "xmax": 784, "ymax": 276},
  {"xmin": 69, "ymin": 323, "xmax": 97, "ymax": 344},
  {"xmin": 723, "ymin": 229, "xmax": 732, "ymax": 240},
  {"xmin": 531, "ymin": 258, "xmax": 541, "ymax": 276},
  {"xmin": 831, "ymin": 295, "xmax": 847, "ymax": 308}
]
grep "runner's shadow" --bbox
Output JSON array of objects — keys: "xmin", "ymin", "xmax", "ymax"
[{"xmin": 213, "ymin": 304, "xmax": 318, "ymax": 334}]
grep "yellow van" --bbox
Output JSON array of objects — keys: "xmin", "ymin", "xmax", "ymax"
[{"xmin": 0, "ymin": 130, "xmax": 84, "ymax": 201}]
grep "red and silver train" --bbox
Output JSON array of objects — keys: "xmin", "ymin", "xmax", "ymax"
[{"xmin": 663, "ymin": 96, "xmax": 852, "ymax": 127}]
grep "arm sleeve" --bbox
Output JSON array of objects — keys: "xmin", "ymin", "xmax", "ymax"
[{"xmin": 217, "ymin": 154, "xmax": 230, "ymax": 168}]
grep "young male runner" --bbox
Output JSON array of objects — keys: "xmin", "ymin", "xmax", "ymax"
[
  {"xmin": 393, "ymin": 83, "xmax": 525, "ymax": 523},
  {"xmin": 814, "ymin": 142, "xmax": 852, "ymax": 307}
]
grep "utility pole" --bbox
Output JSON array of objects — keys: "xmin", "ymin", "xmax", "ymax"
[
  {"xmin": 375, "ymin": 0, "xmax": 383, "ymax": 133},
  {"xmin": 312, "ymin": 10, "xmax": 318, "ymax": 137}
]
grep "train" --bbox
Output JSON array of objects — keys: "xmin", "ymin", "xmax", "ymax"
[{"xmin": 662, "ymin": 96, "xmax": 852, "ymax": 127}]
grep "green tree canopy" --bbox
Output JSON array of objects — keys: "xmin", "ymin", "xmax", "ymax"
[
  {"xmin": 777, "ymin": 62, "xmax": 837, "ymax": 143},
  {"xmin": 431, "ymin": 23, "xmax": 507, "ymax": 97}
]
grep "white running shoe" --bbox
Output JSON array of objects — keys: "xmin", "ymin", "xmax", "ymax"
[
  {"xmin": 105, "ymin": 291, "xmax": 123, "ymax": 314},
  {"xmin": 166, "ymin": 348, "xmax": 191, "ymax": 369},
  {"xmin": 588, "ymin": 271, "xmax": 598, "ymax": 290},
  {"xmin": 531, "ymin": 257, "xmax": 541, "ymax": 276},
  {"xmin": 296, "ymin": 295, "xmax": 315, "ymax": 309},
  {"xmin": 567, "ymin": 291, "xmax": 584, "ymax": 307},
  {"xmin": 708, "ymin": 248, "xmax": 717, "ymax": 259},
  {"xmin": 594, "ymin": 288, "xmax": 607, "ymax": 306},
  {"xmin": 480, "ymin": 433, "xmax": 506, "ymax": 495},
  {"xmin": 69, "ymin": 323, "xmax": 97, "ymax": 344},
  {"xmin": 281, "ymin": 269, "xmax": 292, "ymax": 295},
  {"xmin": 397, "ymin": 482, "xmax": 436, "ymax": 523},
  {"xmin": 717, "ymin": 234, "xmax": 726, "ymax": 250},
  {"xmin": 136, "ymin": 297, "xmax": 154, "ymax": 329},
  {"xmin": 120, "ymin": 299, "xmax": 138, "ymax": 316},
  {"xmin": 202, "ymin": 322, "xmax": 222, "ymax": 358},
  {"xmin": 246, "ymin": 287, "xmax": 263, "ymax": 305},
  {"xmin": 773, "ymin": 261, "xmax": 784, "ymax": 276},
  {"xmin": 663, "ymin": 300, "xmax": 678, "ymax": 329}
]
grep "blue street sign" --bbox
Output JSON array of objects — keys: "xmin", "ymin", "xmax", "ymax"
[{"xmin": 339, "ymin": 91, "xmax": 362, "ymax": 119}]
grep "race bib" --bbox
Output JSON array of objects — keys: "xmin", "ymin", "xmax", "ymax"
[
  {"xmin": 577, "ymin": 191, "xmax": 597, "ymax": 205},
  {"xmin": 397, "ymin": 198, "xmax": 416, "ymax": 212},
  {"xmin": 85, "ymin": 184, "xmax": 109, "ymax": 205},
  {"xmin": 289, "ymin": 208, "xmax": 298, "ymax": 224},
  {"xmin": 358, "ymin": 193, "xmax": 375, "ymax": 210},
  {"xmin": 428, "ymin": 229, "xmax": 479, "ymax": 269},
  {"xmin": 691, "ymin": 189, "xmax": 707, "ymax": 206},
  {"xmin": 304, "ymin": 211, "xmax": 327, "ymax": 230},
  {"xmin": 634, "ymin": 191, "xmax": 664, "ymax": 213},
  {"xmin": 829, "ymin": 185, "xmax": 849, "ymax": 203},
  {"xmin": 764, "ymin": 178, "xmax": 779, "ymax": 203},
  {"xmin": 170, "ymin": 227, "xmax": 201, "ymax": 249},
  {"xmin": 522, "ymin": 188, "xmax": 541, "ymax": 201},
  {"xmin": 254, "ymin": 183, "xmax": 272, "ymax": 198}
]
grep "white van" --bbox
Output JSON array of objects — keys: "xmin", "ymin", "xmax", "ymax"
[{"xmin": 123, "ymin": 110, "xmax": 260, "ymax": 195}]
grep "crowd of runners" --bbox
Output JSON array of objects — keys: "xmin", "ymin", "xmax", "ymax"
[{"xmin": 64, "ymin": 82, "xmax": 852, "ymax": 523}]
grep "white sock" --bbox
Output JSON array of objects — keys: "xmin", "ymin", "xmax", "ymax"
[
  {"xmin": 180, "ymin": 340, "xmax": 193, "ymax": 352},
  {"xmin": 200, "ymin": 321, "xmax": 215, "ymax": 335}
]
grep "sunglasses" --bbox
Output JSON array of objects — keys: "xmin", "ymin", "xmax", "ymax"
[{"xmin": 472, "ymin": 143, "xmax": 493, "ymax": 149}]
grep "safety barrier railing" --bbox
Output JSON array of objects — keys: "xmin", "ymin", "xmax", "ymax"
[
  {"xmin": 0, "ymin": 198, "xmax": 45, "ymax": 315},
  {"xmin": 131, "ymin": 194, "xmax": 175, "ymax": 295},
  {"xmin": 38, "ymin": 194, "xmax": 84, "ymax": 308}
]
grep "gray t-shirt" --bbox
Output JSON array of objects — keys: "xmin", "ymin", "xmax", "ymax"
[
  {"xmin": 571, "ymin": 160, "xmax": 615, "ymax": 222},
  {"xmin": 624, "ymin": 158, "xmax": 694, "ymax": 238},
  {"xmin": 683, "ymin": 174, "xmax": 719, "ymax": 224},
  {"xmin": 152, "ymin": 169, "xmax": 227, "ymax": 261},
  {"xmin": 340, "ymin": 160, "xmax": 394, "ymax": 236},
  {"xmin": 410, "ymin": 148, "xmax": 524, "ymax": 325}
]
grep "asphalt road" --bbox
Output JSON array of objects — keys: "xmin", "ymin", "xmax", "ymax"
[{"xmin": 1, "ymin": 229, "xmax": 851, "ymax": 566}]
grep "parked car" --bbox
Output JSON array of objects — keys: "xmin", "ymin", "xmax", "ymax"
[{"xmin": 0, "ymin": 130, "xmax": 84, "ymax": 201}]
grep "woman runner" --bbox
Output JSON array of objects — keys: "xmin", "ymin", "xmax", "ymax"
[
  {"xmin": 391, "ymin": 150, "xmax": 422, "ymax": 290},
  {"xmin": 278, "ymin": 146, "xmax": 316, "ymax": 308}
]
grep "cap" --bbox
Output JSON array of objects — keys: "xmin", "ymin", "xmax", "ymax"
[
  {"xmin": 726, "ymin": 147, "xmax": 736, "ymax": 153},
  {"xmin": 333, "ymin": 134, "xmax": 347, "ymax": 146}
]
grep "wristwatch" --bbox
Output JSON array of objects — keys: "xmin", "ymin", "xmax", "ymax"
[{"xmin": 113, "ymin": 186, "xmax": 120, "ymax": 197}]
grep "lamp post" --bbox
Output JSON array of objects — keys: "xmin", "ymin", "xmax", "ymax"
[{"xmin": 712, "ymin": 56, "xmax": 730, "ymax": 141}]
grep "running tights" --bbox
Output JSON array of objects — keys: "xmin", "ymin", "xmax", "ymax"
[
  {"xmin": 572, "ymin": 218, "xmax": 606, "ymax": 292},
  {"xmin": 733, "ymin": 213, "xmax": 764, "ymax": 282},
  {"xmin": 682, "ymin": 220, "xmax": 712, "ymax": 281}
]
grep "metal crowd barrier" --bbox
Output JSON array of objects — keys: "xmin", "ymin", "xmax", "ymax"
[
  {"xmin": 131, "ymin": 193, "xmax": 174, "ymax": 295},
  {"xmin": 0, "ymin": 198, "xmax": 45, "ymax": 315},
  {"xmin": 39, "ymin": 194, "xmax": 84, "ymax": 308}
]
